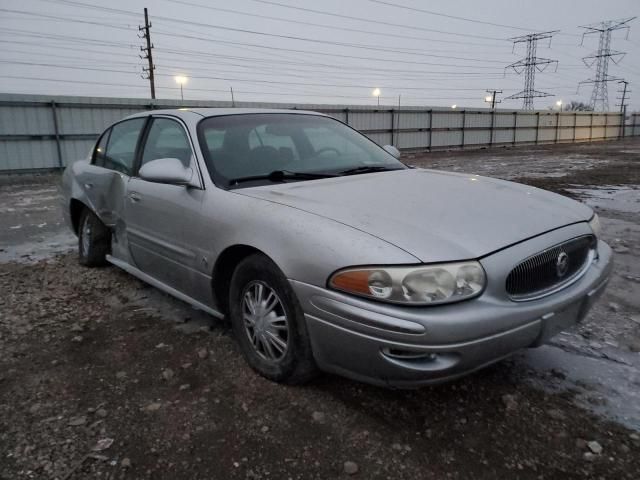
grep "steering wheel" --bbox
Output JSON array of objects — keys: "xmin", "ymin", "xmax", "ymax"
[{"xmin": 313, "ymin": 147, "xmax": 340, "ymax": 157}]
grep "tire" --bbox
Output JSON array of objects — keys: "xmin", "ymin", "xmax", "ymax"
[
  {"xmin": 229, "ymin": 253, "xmax": 318, "ymax": 384},
  {"xmin": 78, "ymin": 208, "xmax": 110, "ymax": 267}
]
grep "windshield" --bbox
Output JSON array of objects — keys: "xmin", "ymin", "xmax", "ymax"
[{"xmin": 197, "ymin": 113, "xmax": 405, "ymax": 188}]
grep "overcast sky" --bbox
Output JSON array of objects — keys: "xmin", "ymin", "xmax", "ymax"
[{"xmin": 1, "ymin": 0, "xmax": 638, "ymax": 110}]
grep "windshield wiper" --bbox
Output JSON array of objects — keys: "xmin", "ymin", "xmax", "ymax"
[
  {"xmin": 228, "ymin": 170, "xmax": 338, "ymax": 186},
  {"xmin": 338, "ymin": 165, "xmax": 401, "ymax": 176}
]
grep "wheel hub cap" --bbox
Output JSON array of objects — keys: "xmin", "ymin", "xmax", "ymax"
[
  {"xmin": 81, "ymin": 217, "xmax": 92, "ymax": 254},
  {"xmin": 241, "ymin": 281, "xmax": 289, "ymax": 362}
]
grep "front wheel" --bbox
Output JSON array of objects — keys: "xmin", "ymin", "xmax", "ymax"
[
  {"xmin": 229, "ymin": 254, "xmax": 317, "ymax": 384},
  {"xmin": 78, "ymin": 208, "xmax": 110, "ymax": 267}
]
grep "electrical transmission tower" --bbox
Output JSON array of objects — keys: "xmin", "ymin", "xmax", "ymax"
[
  {"xmin": 139, "ymin": 8, "xmax": 156, "ymax": 99},
  {"xmin": 579, "ymin": 18, "xmax": 635, "ymax": 111},
  {"xmin": 505, "ymin": 32, "xmax": 559, "ymax": 110}
]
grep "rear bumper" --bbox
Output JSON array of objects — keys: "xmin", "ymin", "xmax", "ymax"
[{"xmin": 291, "ymin": 234, "xmax": 612, "ymax": 388}]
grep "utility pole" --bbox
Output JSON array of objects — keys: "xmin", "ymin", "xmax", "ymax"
[
  {"xmin": 230, "ymin": 86, "xmax": 235, "ymax": 107},
  {"xmin": 617, "ymin": 80, "xmax": 629, "ymax": 113},
  {"xmin": 139, "ymin": 8, "xmax": 156, "ymax": 100},
  {"xmin": 485, "ymin": 89, "xmax": 502, "ymax": 109},
  {"xmin": 505, "ymin": 32, "xmax": 558, "ymax": 110},
  {"xmin": 579, "ymin": 18, "xmax": 635, "ymax": 111},
  {"xmin": 616, "ymin": 80, "xmax": 630, "ymax": 138}
]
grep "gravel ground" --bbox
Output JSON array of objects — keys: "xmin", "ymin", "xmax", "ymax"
[{"xmin": 1, "ymin": 138, "xmax": 640, "ymax": 479}]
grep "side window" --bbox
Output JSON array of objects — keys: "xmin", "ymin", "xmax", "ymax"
[
  {"xmin": 92, "ymin": 129, "xmax": 110, "ymax": 167},
  {"xmin": 103, "ymin": 118, "xmax": 146, "ymax": 175},
  {"xmin": 141, "ymin": 118, "xmax": 192, "ymax": 168}
]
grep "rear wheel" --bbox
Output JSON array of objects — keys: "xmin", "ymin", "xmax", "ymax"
[
  {"xmin": 229, "ymin": 254, "xmax": 317, "ymax": 384},
  {"xmin": 78, "ymin": 208, "xmax": 110, "ymax": 267}
]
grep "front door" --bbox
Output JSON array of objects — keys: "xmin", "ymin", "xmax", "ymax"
[{"xmin": 124, "ymin": 116, "xmax": 204, "ymax": 297}]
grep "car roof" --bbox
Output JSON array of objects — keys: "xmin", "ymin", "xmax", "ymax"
[{"xmin": 127, "ymin": 108, "xmax": 328, "ymax": 120}]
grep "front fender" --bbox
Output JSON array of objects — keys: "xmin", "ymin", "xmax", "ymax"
[{"xmin": 198, "ymin": 190, "xmax": 421, "ymax": 288}]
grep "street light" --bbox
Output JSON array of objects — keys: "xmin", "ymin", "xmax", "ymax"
[
  {"xmin": 175, "ymin": 75, "xmax": 188, "ymax": 101},
  {"xmin": 451, "ymin": 104, "xmax": 457, "ymax": 109},
  {"xmin": 485, "ymin": 95, "xmax": 493, "ymax": 103},
  {"xmin": 372, "ymin": 88, "xmax": 381, "ymax": 106},
  {"xmin": 556, "ymin": 100, "xmax": 563, "ymax": 112}
]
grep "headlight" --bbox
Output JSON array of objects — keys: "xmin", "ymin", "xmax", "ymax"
[
  {"xmin": 328, "ymin": 261, "xmax": 486, "ymax": 305},
  {"xmin": 588, "ymin": 214, "xmax": 601, "ymax": 239}
]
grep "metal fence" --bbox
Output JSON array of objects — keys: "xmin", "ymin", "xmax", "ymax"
[{"xmin": 1, "ymin": 93, "xmax": 638, "ymax": 172}]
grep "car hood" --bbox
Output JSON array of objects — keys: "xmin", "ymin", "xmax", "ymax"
[{"xmin": 236, "ymin": 169, "xmax": 593, "ymax": 262}]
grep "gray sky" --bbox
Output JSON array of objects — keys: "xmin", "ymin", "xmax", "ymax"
[{"xmin": 1, "ymin": 0, "xmax": 638, "ymax": 110}]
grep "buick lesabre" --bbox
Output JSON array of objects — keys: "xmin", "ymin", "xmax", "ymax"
[{"xmin": 62, "ymin": 109, "xmax": 612, "ymax": 387}]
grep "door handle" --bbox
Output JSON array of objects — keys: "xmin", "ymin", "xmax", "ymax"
[
  {"xmin": 84, "ymin": 182, "xmax": 93, "ymax": 190},
  {"xmin": 128, "ymin": 192, "xmax": 142, "ymax": 202}
]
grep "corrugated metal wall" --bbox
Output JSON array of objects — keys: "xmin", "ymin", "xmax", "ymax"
[{"xmin": 0, "ymin": 93, "xmax": 637, "ymax": 172}]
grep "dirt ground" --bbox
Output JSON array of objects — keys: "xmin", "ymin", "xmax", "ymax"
[{"xmin": 1, "ymin": 139, "xmax": 640, "ymax": 479}]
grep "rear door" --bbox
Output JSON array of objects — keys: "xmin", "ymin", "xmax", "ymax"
[
  {"xmin": 124, "ymin": 116, "xmax": 206, "ymax": 296},
  {"xmin": 77, "ymin": 117, "xmax": 147, "ymax": 242}
]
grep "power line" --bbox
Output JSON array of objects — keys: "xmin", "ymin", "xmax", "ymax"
[
  {"xmin": 2, "ymin": 10, "xmax": 516, "ymax": 67},
  {"xmin": 0, "ymin": 48, "xmax": 137, "ymax": 66},
  {"xmin": 150, "ymin": 29, "xmax": 506, "ymax": 69},
  {"xmin": 0, "ymin": 8, "xmax": 135, "ymax": 29},
  {"xmin": 118, "ymin": 13, "xmax": 516, "ymax": 63},
  {"xmin": 244, "ymin": 0, "xmax": 506, "ymax": 42},
  {"xmin": 160, "ymin": 0, "xmax": 511, "ymax": 49},
  {"xmin": 0, "ymin": 27, "xmax": 137, "ymax": 49},
  {"xmin": 20, "ymin": 1, "xmax": 598, "ymax": 75},
  {"xmin": 43, "ymin": 0, "xmax": 509, "ymax": 44},
  {"xmin": 0, "ymin": 75, "xmax": 491, "ymax": 102},
  {"xmin": 10, "ymin": 0, "xmax": 629, "ymax": 106},
  {"xmin": 366, "ymin": 0, "xmax": 584, "ymax": 38},
  {"xmin": 366, "ymin": 0, "xmax": 534, "ymax": 32},
  {"xmin": 0, "ymin": 50, "xmax": 515, "ymax": 87},
  {"xmin": 0, "ymin": 59, "xmax": 531, "ymax": 92},
  {"xmin": 0, "ymin": 35, "xmax": 523, "ymax": 79},
  {"xmin": 579, "ymin": 17, "xmax": 636, "ymax": 111},
  {"xmin": 505, "ymin": 31, "xmax": 559, "ymax": 110}
]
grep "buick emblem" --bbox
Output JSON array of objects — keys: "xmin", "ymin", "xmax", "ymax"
[{"xmin": 556, "ymin": 251, "xmax": 569, "ymax": 278}]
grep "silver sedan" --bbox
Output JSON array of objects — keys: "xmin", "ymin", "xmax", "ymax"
[{"xmin": 61, "ymin": 108, "xmax": 612, "ymax": 387}]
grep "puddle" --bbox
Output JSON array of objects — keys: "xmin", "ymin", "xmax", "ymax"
[
  {"xmin": 0, "ymin": 231, "xmax": 76, "ymax": 264},
  {"xmin": 520, "ymin": 342, "xmax": 640, "ymax": 431},
  {"xmin": 566, "ymin": 186, "xmax": 640, "ymax": 214}
]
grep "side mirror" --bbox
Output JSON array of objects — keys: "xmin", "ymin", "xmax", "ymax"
[
  {"xmin": 383, "ymin": 144, "xmax": 401, "ymax": 159},
  {"xmin": 139, "ymin": 158, "xmax": 197, "ymax": 186}
]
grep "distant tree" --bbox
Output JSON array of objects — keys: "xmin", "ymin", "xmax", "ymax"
[{"xmin": 565, "ymin": 101, "xmax": 593, "ymax": 111}]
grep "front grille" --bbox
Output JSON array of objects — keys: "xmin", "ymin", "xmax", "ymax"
[{"xmin": 506, "ymin": 235, "xmax": 595, "ymax": 299}]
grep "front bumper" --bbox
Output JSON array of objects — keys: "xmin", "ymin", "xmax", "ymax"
[{"xmin": 291, "ymin": 224, "xmax": 613, "ymax": 388}]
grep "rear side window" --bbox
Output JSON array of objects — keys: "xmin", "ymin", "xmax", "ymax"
[
  {"xmin": 140, "ymin": 118, "xmax": 192, "ymax": 168},
  {"xmin": 99, "ymin": 118, "xmax": 146, "ymax": 175},
  {"xmin": 92, "ymin": 130, "xmax": 110, "ymax": 168}
]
